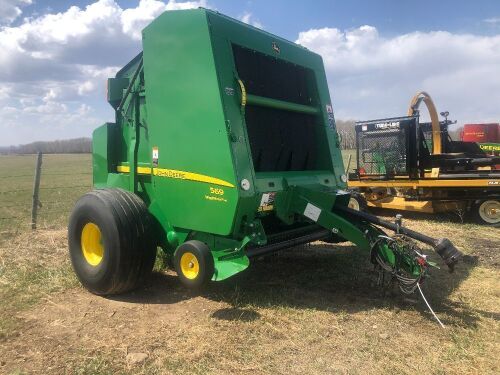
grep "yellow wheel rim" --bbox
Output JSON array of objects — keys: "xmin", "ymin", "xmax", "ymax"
[
  {"xmin": 81, "ymin": 222, "xmax": 104, "ymax": 266},
  {"xmin": 180, "ymin": 252, "xmax": 200, "ymax": 280}
]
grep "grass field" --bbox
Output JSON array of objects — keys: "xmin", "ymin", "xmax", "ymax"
[
  {"xmin": 0, "ymin": 153, "xmax": 499, "ymax": 374},
  {"xmin": 0, "ymin": 154, "xmax": 92, "ymax": 231}
]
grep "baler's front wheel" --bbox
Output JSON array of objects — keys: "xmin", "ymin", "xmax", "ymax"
[
  {"xmin": 68, "ymin": 189, "xmax": 156, "ymax": 295},
  {"xmin": 174, "ymin": 240, "xmax": 214, "ymax": 289}
]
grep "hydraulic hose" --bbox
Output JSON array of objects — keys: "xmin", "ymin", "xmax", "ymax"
[{"xmin": 336, "ymin": 206, "xmax": 463, "ymax": 271}]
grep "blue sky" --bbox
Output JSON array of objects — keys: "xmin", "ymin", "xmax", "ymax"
[
  {"xmin": 15, "ymin": 0, "xmax": 500, "ymax": 37},
  {"xmin": 1, "ymin": 0, "xmax": 499, "ymax": 146}
]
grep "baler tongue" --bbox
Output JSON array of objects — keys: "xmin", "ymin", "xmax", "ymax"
[
  {"xmin": 335, "ymin": 206, "xmax": 463, "ymax": 272},
  {"xmin": 274, "ymin": 186, "xmax": 462, "ymax": 293}
]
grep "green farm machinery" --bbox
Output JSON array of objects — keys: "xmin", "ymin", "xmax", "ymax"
[{"xmin": 68, "ymin": 9, "xmax": 462, "ymax": 296}]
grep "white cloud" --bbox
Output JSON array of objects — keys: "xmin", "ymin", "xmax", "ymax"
[
  {"xmin": 0, "ymin": 85, "xmax": 11, "ymax": 100},
  {"xmin": 0, "ymin": 0, "xmax": 207, "ymax": 146},
  {"xmin": 42, "ymin": 88, "xmax": 59, "ymax": 102},
  {"xmin": 297, "ymin": 27, "xmax": 500, "ymax": 124},
  {"xmin": 0, "ymin": 0, "xmax": 31, "ymax": 25},
  {"xmin": 77, "ymin": 81, "xmax": 96, "ymax": 96},
  {"xmin": 24, "ymin": 101, "xmax": 68, "ymax": 114},
  {"xmin": 239, "ymin": 11, "xmax": 263, "ymax": 29},
  {"xmin": 484, "ymin": 17, "xmax": 500, "ymax": 24},
  {"xmin": 121, "ymin": 0, "xmax": 207, "ymax": 40}
]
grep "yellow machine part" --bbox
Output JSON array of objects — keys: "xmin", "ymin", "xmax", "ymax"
[
  {"xmin": 407, "ymin": 91, "xmax": 441, "ymax": 154},
  {"xmin": 348, "ymin": 178, "xmax": 498, "ymax": 188},
  {"xmin": 366, "ymin": 196, "xmax": 466, "ymax": 213},
  {"xmin": 349, "ymin": 91, "xmax": 499, "ymax": 216}
]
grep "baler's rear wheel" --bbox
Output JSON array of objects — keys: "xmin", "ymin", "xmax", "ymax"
[
  {"xmin": 174, "ymin": 240, "xmax": 214, "ymax": 289},
  {"xmin": 68, "ymin": 189, "xmax": 157, "ymax": 295},
  {"xmin": 472, "ymin": 199, "xmax": 500, "ymax": 226}
]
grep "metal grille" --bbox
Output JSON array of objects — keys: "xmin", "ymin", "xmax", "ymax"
[
  {"xmin": 422, "ymin": 129, "xmax": 433, "ymax": 151},
  {"xmin": 232, "ymin": 43, "xmax": 321, "ymax": 172},
  {"xmin": 419, "ymin": 122, "xmax": 435, "ymax": 152},
  {"xmin": 358, "ymin": 128, "xmax": 408, "ymax": 175}
]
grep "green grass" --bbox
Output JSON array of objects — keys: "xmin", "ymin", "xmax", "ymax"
[{"xmin": 0, "ymin": 154, "xmax": 92, "ymax": 231}]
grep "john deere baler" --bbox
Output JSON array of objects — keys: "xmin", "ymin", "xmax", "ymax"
[{"xmin": 68, "ymin": 9, "xmax": 461, "ymax": 295}]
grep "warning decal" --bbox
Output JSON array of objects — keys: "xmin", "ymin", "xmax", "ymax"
[
  {"xmin": 152, "ymin": 147, "xmax": 159, "ymax": 167},
  {"xmin": 258, "ymin": 192, "xmax": 276, "ymax": 212},
  {"xmin": 304, "ymin": 203, "xmax": 321, "ymax": 222}
]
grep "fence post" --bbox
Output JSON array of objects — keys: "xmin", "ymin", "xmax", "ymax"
[
  {"xmin": 346, "ymin": 154, "xmax": 352, "ymax": 178},
  {"xmin": 31, "ymin": 152, "xmax": 43, "ymax": 230}
]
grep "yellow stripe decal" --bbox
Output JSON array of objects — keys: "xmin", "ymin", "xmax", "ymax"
[
  {"xmin": 117, "ymin": 165, "xmax": 235, "ymax": 188},
  {"xmin": 348, "ymin": 179, "xmax": 499, "ymax": 188}
]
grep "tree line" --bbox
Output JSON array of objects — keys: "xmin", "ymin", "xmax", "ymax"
[
  {"xmin": 0, "ymin": 138, "xmax": 91, "ymax": 155},
  {"xmin": 0, "ymin": 122, "xmax": 464, "ymax": 155},
  {"xmin": 336, "ymin": 119, "xmax": 357, "ymax": 149}
]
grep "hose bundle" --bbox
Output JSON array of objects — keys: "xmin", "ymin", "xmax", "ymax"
[{"xmin": 371, "ymin": 235, "xmax": 427, "ymax": 294}]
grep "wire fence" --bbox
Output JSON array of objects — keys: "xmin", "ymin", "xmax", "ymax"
[{"xmin": 0, "ymin": 153, "xmax": 92, "ymax": 231}]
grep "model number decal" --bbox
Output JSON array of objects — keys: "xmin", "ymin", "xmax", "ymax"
[
  {"xmin": 205, "ymin": 186, "xmax": 227, "ymax": 203},
  {"xmin": 210, "ymin": 187, "xmax": 225, "ymax": 195}
]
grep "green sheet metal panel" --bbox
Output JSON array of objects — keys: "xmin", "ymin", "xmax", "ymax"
[{"xmin": 142, "ymin": 9, "xmax": 238, "ymax": 236}]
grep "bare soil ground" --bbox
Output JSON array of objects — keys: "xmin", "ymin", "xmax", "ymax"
[{"xmin": 0, "ymin": 214, "xmax": 499, "ymax": 374}]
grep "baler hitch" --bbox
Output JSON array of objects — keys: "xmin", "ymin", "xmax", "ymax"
[
  {"xmin": 336, "ymin": 206, "xmax": 463, "ymax": 272},
  {"xmin": 272, "ymin": 186, "xmax": 463, "ymax": 296}
]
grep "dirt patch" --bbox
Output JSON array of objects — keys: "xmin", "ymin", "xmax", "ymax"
[
  {"xmin": 5, "ymin": 286, "xmax": 216, "ymax": 373},
  {"xmin": 464, "ymin": 238, "xmax": 499, "ymax": 268}
]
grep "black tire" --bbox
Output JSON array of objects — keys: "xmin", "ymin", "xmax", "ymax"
[
  {"xmin": 68, "ymin": 188, "xmax": 157, "ymax": 295},
  {"xmin": 174, "ymin": 240, "xmax": 214, "ymax": 289},
  {"xmin": 471, "ymin": 199, "xmax": 500, "ymax": 226},
  {"xmin": 348, "ymin": 191, "xmax": 368, "ymax": 212}
]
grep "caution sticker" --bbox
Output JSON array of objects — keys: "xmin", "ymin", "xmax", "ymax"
[{"xmin": 258, "ymin": 192, "xmax": 276, "ymax": 212}]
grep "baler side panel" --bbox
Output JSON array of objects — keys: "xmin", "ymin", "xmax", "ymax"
[
  {"xmin": 313, "ymin": 64, "xmax": 346, "ymax": 188},
  {"xmin": 206, "ymin": 12, "xmax": 347, "ymax": 234},
  {"xmin": 141, "ymin": 10, "xmax": 238, "ymax": 236},
  {"xmin": 92, "ymin": 123, "xmax": 111, "ymax": 187}
]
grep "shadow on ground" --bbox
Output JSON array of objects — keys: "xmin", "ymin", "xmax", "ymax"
[{"xmin": 109, "ymin": 241, "xmax": 496, "ymax": 329}]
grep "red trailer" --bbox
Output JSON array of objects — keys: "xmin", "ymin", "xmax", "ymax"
[{"xmin": 461, "ymin": 123, "xmax": 500, "ymax": 156}]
